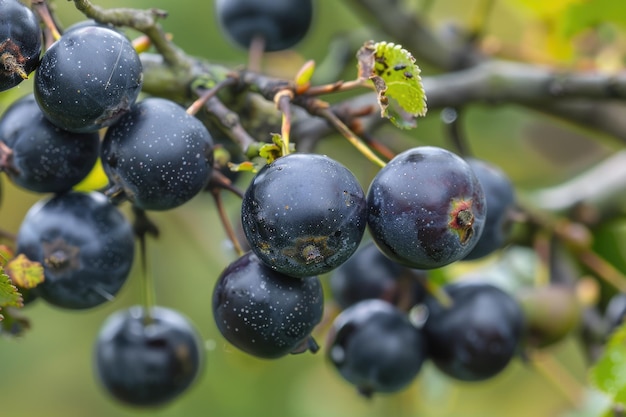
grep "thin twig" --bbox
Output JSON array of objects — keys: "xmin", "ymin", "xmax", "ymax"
[
  {"xmin": 306, "ymin": 79, "xmax": 370, "ymax": 96},
  {"xmin": 577, "ymin": 250, "xmax": 626, "ymax": 294},
  {"xmin": 200, "ymin": 94, "xmax": 257, "ymax": 153},
  {"xmin": 187, "ymin": 76, "xmax": 238, "ymax": 116},
  {"xmin": 440, "ymin": 107, "xmax": 472, "ymax": 157},
  {"xmin": 207, "ymin": 169, "xmax": 245, "ymax": 199},
  {"xmin": 316, "ymin": 107, "xmax": 386, "ymax": 168},
  {"xmin": 530, "ymin": 351, "xmax": 584, "ymax": 408},
  {"xmin": 209, "ymin": 189, "xmax": 244, "ymax": 257},
  {"xmin": 71, "ymin": 0, "xmax": 188, "ymax": 69},
  {"xmin": 32, "ymin": 0, "xmax": 61, "ymax": 45}
]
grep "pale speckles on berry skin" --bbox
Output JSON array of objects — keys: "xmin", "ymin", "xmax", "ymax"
[
  {"xmin": 101, "ymin": 97, "xmax": 214, "ymax": 211},
  {"xmin": 34, "ymin": 25, "xmax": 142, "ymax": 133},
  {"xmin": 212, "ymin": 251, "xmax": 323, "ymax": 359}
]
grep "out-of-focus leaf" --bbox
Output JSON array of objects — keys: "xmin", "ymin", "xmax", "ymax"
[
  {"xmin": 228, "ymin": 160, "xmax": 260, "ymax": 173},
  {"xmin": 5, "ymin": 254, "xmax": 44, "ymax": 289},
  {"xmin": 562, "ymin": 0, "xmax": 626, "ymax": 36},
  {"xmin": 357, "ymin": 41, "xmax": 427, "ymax": 129},
  {"xmin": 590, "ymin": 323, "xmax": 626, "ymax": 406},
  {"xmin": 505, "ymin": 0, "xmax": 582, "ymax": 18}
]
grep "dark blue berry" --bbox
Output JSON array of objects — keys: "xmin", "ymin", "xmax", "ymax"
[
  {"xmin": 241, "ymin": 153, "xmax": 367, "ymax": 278},
  {"xmin": 0, "ymin": 94, "xmax": 99, "ymax": 193},
  {"xmin": 0, "ymin": 0, "xmax": 42, "ymax": 91},
  {"xmin": 94, "ymin": 305, "xmax": 203, "ymax": 407},
  {"xmin": 423, "ymin": 281, "xmax": 524, "ymax": 381},
  {"xmin": 327, "ymin": 299, "xmax": 427, "ymax": 396},
  {"xmin": 34, "ymin": 26, "xmax": 143, "ymax": 132},
  {"xmin": 101, "ymin": 97, "xmax": 215, "ymax": 211},
  {"xmin": 215, "ymin": 0, "xmax": 313, "ymax": 52},
  {"xmin": 212, "ymin": 251, "xmax": 324, "ymax": 359},
  {"xmin": 367, "ymin": 146, "xmax": 486, "ymax": 269},
  {"xmin": 16, "ymin": 191, "xmax": 135, "ymax": 309}
]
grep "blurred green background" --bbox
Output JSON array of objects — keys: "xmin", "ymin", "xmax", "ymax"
[{"xmin": 0, "ymin": 1, "xmax": 621, "ymax": 416}]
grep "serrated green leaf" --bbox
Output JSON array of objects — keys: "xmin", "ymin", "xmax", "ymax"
[
  {"xmin": 357, "ymin": 40, "xmax": 427, "ymax": 129},
  {"xmin": 0, "ymin": 245, "xmax": 14, "ymax": 267},
  {"xmin": 591, "ymin": 323, "xmax": 626, "ymax": 405},
  {"xmin": 0, "ymin": 269, "xmax": 23, "ymax": 319},
  {"xmin": 6, "ymin": 254, "xmax": 44, "ymax": 289}
]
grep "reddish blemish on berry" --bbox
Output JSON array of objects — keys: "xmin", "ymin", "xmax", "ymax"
[{"xmin": 449, "ymin": 199, "xmax": 475, "ymax": 245}]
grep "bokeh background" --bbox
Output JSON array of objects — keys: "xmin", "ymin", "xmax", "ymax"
[{"xmin": 1, "ymin": 1, "xmax": 622, "ymax": 416}]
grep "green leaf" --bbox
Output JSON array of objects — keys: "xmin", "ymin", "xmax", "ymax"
[
  {"xmin": 357, "ymin": 40, "xmax": 427, "ymax": 129},
  {"xmin": 0, "ymin": 245, "xmax": 14, "ymax": 267},
  {"xmin": 0, "ymin": 268, "xmax": 23, "ymax": 319},
  {"xmin": 562, "ymin": 0, "xmax": 626, "ymax": 37},
  {"xmin": 591, "ymin": 323, "xmax": 626, "ymax": 406},
  {"xmin": 228, "ymin": 160, "xmax": 261, "ymax": 173},
  {"xmin": 258, "ymin": 134, "xmax": 285, "ymax": 164},
  {"xmin": 5, "ymin": 254, "xmax": 44, "ymax": 289}
]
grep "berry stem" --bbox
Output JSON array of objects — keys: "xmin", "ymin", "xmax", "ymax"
[
  {"xmin": 577, "ymin": 249, "xmax": 626, "ymax": 294},
  {"xmin": 530, "ymin": 351, "xmax": 584, "ymax": 408},
  {"xmin": 441, "ymin": 107, "xmax": 473, "ymax": 157},
  {"xmin": 274, "ymin": 90, "xmax": 294, "ymax": 156},
  {"xmin": 316, "ymin": 107, "xmax": 386, "ymax": 168},
  {"xmin": 518, "ymin": 199, "xmax": 626, "ymax": 293},
  {"xmin": 422, "ymin": 277, "xmax": 454, "ymax": 308},
  {"xmin": 532, "ymin": 231, "xmax": 552, "ymax": 287},
  {"xmin": 132, "ymin": 207, "xmax": 158, "ymax": 323},
  {"xmin": 357, "ymin": 131, "xmax": 397, "ymax": 161},
  {"xmin": 32, "ymin": 0, "xmax": 61, "ymax": 44},
  {"xmin": 207, "ymin": 169, "xmax": 245, "ymax": 199},
  {"xmin": 247, "ymin": 35, "xmax": 266, "ymax": 73},
  {"xmin": 210, "ymin": 188, "xmax": 245, "ymax": 257}
]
